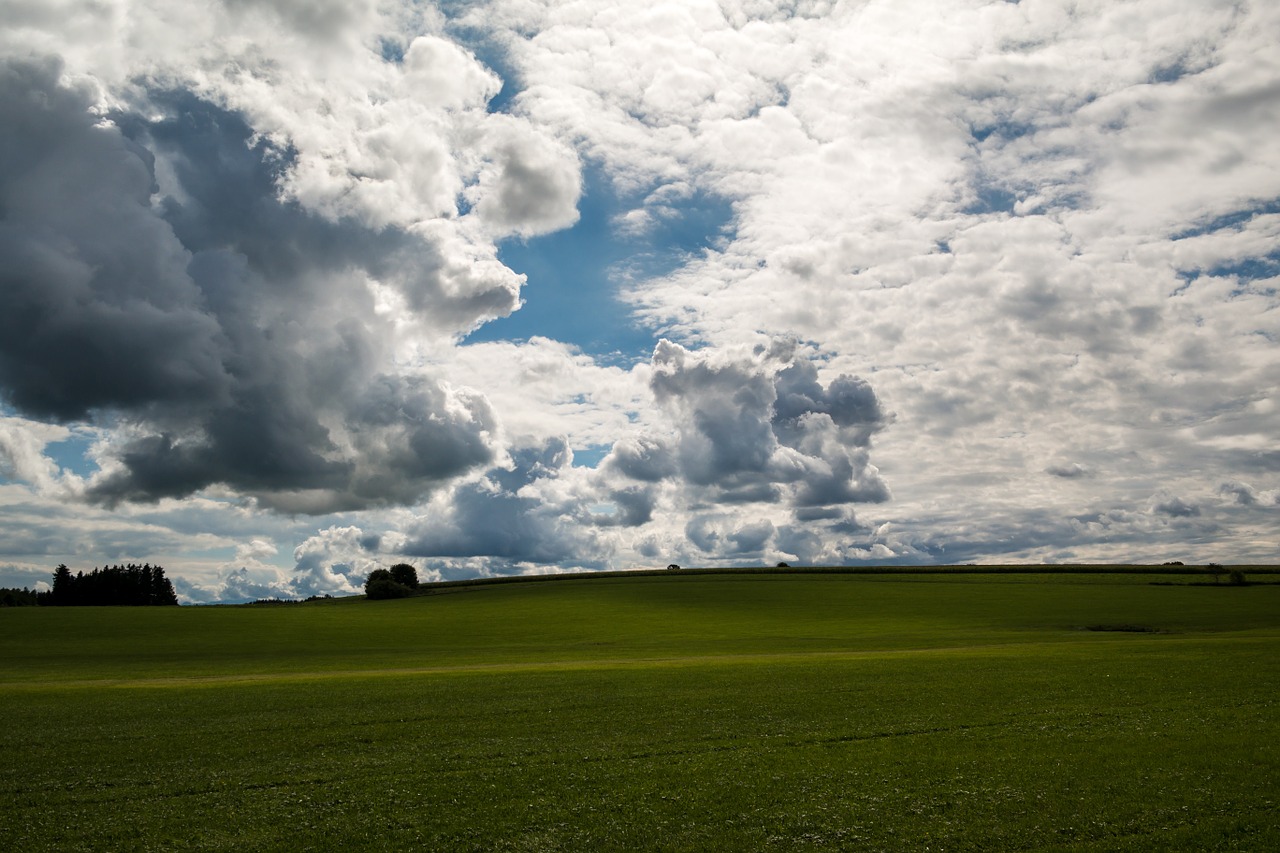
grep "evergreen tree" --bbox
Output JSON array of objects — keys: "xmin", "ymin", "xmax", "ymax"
[
  {"xmin": 151, "ymin": 566, "xmax": 179, "ymax": 605},
  {"xmin": 51, "ymin": 564, "xmax": 73, "ymax": 605},
  {"xmin": 0, "ymin": 587, "xmax": 40, "ymax": 606}
]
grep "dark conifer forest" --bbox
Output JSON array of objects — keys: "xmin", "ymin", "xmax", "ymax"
[{"xmin": 0, "ymin": 564, "xmax": 180, "ymax": 606}]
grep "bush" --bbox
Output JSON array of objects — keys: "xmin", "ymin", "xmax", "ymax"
[
  {"xmin": 364, "ymin": 569, "xmax": 412, "ymax": 600},
  {"xmin": 776, "ymin": 562, "xmax": 790, "ymax": 568},
  {"xmin": 666, "ymin": 563, "xmax": 681, "ymax": 571},
  {"xmin": 1229, "ymin": 570, "xmax": 1247, "ymax": 586}
]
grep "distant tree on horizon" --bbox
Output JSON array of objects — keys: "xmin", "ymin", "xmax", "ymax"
[
  {"xmin": 364, "ymin": 568, "xmax": 413, "ymax": 600},
  {"xmin": 0, "ymin": 587, "xmax": 40, "ymax": 606}
]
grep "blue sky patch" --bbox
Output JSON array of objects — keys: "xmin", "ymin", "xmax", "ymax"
[
  {"xmin": 970, "ymin": 120, "xmax": 1036, "ymax": 144},
  {"xmin": 1171, "ymin": 198, "xmax": 1280, "ymax": 240},
  {"xmin": 44, "ymin": 433, "xmax": 99, "ymax": 478},
  {"xmin": 571, "ymin": 445, "xmax": 611, "ymax": 469},
  {"xmin": 964, "ymin": 184, "xmax": 1018, "ymax": 215},
  {"xmin": 467, "ymin": 166, "xmax": 735, "ymax": 361}
]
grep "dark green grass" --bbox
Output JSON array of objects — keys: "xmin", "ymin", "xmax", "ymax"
[{"xmin": 2, "ymin": 571, "xmax": 1277, "ymax": 850}]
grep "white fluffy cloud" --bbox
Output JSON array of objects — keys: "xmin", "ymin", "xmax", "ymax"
[{"xmin": 477, "ymin": 0, "xmax": 1280, "ymax": 565}]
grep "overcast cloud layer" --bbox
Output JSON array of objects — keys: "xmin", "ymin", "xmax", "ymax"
[{"xmin": 1, "ymin": 0, "xmax": 1276, "ymax": 601}]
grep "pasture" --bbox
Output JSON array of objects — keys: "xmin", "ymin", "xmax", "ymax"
[{"xmin": 2, "ymin": 569, "xmax": 1277, "ymax": 850}]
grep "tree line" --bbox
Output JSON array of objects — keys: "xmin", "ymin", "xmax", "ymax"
[{"xmin": 0, "ymin": 563, "xmax": 179, "ymax": 606}]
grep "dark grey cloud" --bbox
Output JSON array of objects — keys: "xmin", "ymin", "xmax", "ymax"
[
  {"xmin": 491, "ymin": 439, "xmax": 573, "ymax": 492},
  {"xmin": 603, "ymin": 436, "xmax": 679, "ymax": 481},
  {"xmin": 646, "ymin": 340, "xmax": 890, "ymax": 509},
  {"xmin": 714, "ymin": 483, "xmax": 785, "ymax": 505},
  {"xmin": 792, "ymin": 447, "xmax": 890, "ymax": 506},
  {"xmin": 1152, "ymin": 495, "xmax": 1200, "ymax": 518},
  {"xmin": 686, "ymin": 514, "xmax": 776, "ymax": 555},
  {"xmin": 403, "ymin": 438, "xmax": 602, "ymax": 563},
  {"xmin": 773, "ymin": 360, "xmax": 885, "ymax": 447},
  {"xmin": 591, "ymin": 486, "xmax": 657, "ymax": 528},
  {"xmin": 650, "ymin": 342, "xmax": 777, "ymax": 489},
  {"xmin": 0, "ymin": 58, "xmax": 230, "ymax": 421},
  {"xmin": 0, "ymin": 61, "xmax": 505, "ymax": 512},
  {"xmin": 134, "ymin": 90, "xmax": 518, "ymax": 330},
  {"xmin": 727, "ymin": 519, "xmax": 775, "ymax": 553},
  {"xmin": 792, "ymin": 506, "xmax": 846, "ymax": 522},
  {"xmin": 684, "ymin": 516, "xmax": 722, "ymax": 553},
  {"xmin": 1216, "ymin": 481, "xmax": 1278, "ymax": 508},
  {"xmin": 1218, "ymin": 481, "xmax": 1257, "ymax": 505},
  {"xmin": 773, "ymin": 525, "xmax": 823, "ymax": 562}
]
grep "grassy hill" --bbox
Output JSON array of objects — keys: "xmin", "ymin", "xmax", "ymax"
[{"xmin": 2, "ymin": 569, "xmax": 1277, "ymax": 850}]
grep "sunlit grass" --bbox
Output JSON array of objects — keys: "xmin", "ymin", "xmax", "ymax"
[{"xmin": 2, "ymin": 570, "xmax": 1277, "ymax": 850}]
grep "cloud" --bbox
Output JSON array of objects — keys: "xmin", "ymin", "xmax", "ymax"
[
  {"xmin": 400, "ymin": 437, "xmax": 614, "ymax": 569},
  {"xmin": 686, "ymin": 514, "xmax": 775, "ymax": 556},
  {"xmin": 1151, "ymin": 494, "xmax": 1201, "ymax": 518},
  {"xmin": 604, "ymin": 436, "xmax": 680, "ymax": 482},
  {"xmin": 1218, "ymin": 481, "xmax": 1279, "ymax": 508},
  {"xmin": 466, "ymin": 114, "xmax": 583, "ymax": 238},
  {"xmin": 0, "ymin": 59, "xmax": 230, "ymax": 422},
  {"xmin": 644, "ymin": 339, "xmax": 890, "ymax": 508},
  {"xmin": 288, "ymin": 526, "xmax": 388, "ymax": 599},
  {"xmin": 0, "ymin": 416, "xmax": 83, "ymax": 497},
  {"xmin": 0, "ymin": 60, "xmax": 513, "ymax": 513}
]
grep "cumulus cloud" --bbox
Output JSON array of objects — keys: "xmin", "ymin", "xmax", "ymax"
[
  {"xmin": 0, "ymin": 60, "xmax": 229, "ymax": 422},
  {"xmin": 400, "ymin": 437, "xmax": 612, "ymax": 566},
  {"xmin": 0, "ymin": 57, "xmax": 516, "ymax": 513},
  {"xmin": 644, "ymin": 339, "xmax": 890, "ymax": 508},
  {"xmin": 290, "ymin": 526, "xmax": 390, "ymax": 598},
  {"xmin": 0, "ymin": 416, "xmax": 85, "ymax": 497},
  {"xmin": 687, "ymin": 514, "xmax": 776, "ymax": 556},
  {"xmin": 0, "ymin": 0, "xmax": 600, "ymax": 520}
]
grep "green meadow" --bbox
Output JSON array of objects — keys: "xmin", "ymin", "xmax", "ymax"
[{"xmin": 2, "ymin": 569, "xmax": 1277, "ymax": 851}]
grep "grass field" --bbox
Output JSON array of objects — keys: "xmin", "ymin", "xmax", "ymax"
[{"xmin": 2, "ymin": 569, "xmax": 1277, "ymax": 850}]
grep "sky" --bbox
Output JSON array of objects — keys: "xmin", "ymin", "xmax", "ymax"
[{"xmin": 1, "ymin": 0, "xmax": 1277, "ymax": 603}]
